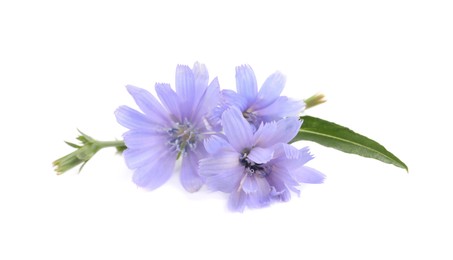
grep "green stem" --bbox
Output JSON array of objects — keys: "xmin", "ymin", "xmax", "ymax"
[
  {"xmin": 98, "ymin": 140, "xmax": 127, "ymax": 151},
  {"xmin": 53, "ymin": 131, "xmax": 127, "ymax": 175}
]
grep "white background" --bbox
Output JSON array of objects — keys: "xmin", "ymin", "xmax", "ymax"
[{"xmin": 1, "ymin": 0, "xmax": 452, "ymax": 259}]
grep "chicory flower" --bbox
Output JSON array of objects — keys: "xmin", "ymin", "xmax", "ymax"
[
  {"xmin": 115, "ymin": 63, "xmax": 220, "ymax": 192},
  {"xmin": 220, "ymin": 65, "xmax": 305, "ymax": 129},
  {"xmin": 199, "ymin": 107, "xmax": 324, "ymax": 212}
]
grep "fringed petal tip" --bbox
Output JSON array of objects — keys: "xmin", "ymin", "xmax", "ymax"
[{"xmin": 293, "ymin": 166, "xmax": 326, "ymax": 184}]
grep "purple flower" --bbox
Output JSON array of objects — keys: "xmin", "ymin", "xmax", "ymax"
[
  {"xmin": 115, "ymin": 63, "xmax": 220, "ymax": 192},
  {"xmin": 199, "ymin": 107, "xmax": 325, "ymax": 212},
  {"xmin": 220, "ymin": 65, "xmax": 305, "ymax": 129}
]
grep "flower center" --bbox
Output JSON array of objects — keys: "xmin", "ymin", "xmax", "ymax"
[
  {"xmin": 167, "ymin": 121, "xmax": 199, "ymax": 157},
  {"xmin": 239, "ymin": 152, "xmax": 269, "ymax": 178},
  {"xmin": 242, "ymin": 110, "xmax": 257, "ymax": 125}
]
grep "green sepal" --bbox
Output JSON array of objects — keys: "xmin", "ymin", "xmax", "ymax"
[{"xmin": 53, "ymin": 130, "xmax": 126, "ymax": 175}]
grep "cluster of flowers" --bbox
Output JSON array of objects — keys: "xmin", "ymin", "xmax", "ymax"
[{"xmin": 115, "ymin": 62, "xmax": 325, "ymax": 211}]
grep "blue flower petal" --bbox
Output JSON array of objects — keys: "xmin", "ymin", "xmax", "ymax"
[
  {"xmin": 241, "ymin": 175, "xmax": 257, "ymax": 194},
  {"xmin": 205, "ymin": 167, "xmax": 244, "ymax": 194},
  {"xmin": 193, "ymin": 62, "xmax": 209, "ymax": 94},
  {"xmin": 199, "ymin": 151, "xmax": 243, "ymax": 193},
  {"xmin": 247, "ymin": 147, "xmax": 274, "ymax": 164},
  {"xmin": 246, "ymin": 177, "xmax": 271, "ymax": 208},
  {"xmin": 253, "ymin": 71, "xmax": 286, "ymax": 110},
  {"xmin": 292, "ymin": 166, "xmax": 325, "ymax": 184},
  {"xmin": 180, "ymin": 152, "xmax": 203, "ymax": 193},
  {"xmin": 222, "ymin": 89, "xmax": 249, "ymax": 111},
  {"xmin": 271, "ymin": 117, "xmax": 302, "ymax": 144},
  {"xmin": 191, "ymin": 62, "xmax": 211, "ymax": 116},
  {"xmin": 126, "ymin": 85, "xmax": 171, "ymax": 125},
  {"xmin": 191, "ymin": 77, "xmax": 220, "ymax": 123},
  {"xmin": 155, "ymin": 83, "xmax": 182, "ymax": 121},
  {"xmin": 295, "ymin": 147, "xmax": 314, "ymax": 165},
  {"xmin": 228, "ymin": 190, "xmax": 247, "ymax": 212},
  {"xmin": 282, "ymin": 143, "xmax": 302, "ymax": 159},
  {"xmin": 254, "ymin": 117, "xmax": 301, "ymax": 148},
  {"xmin": 175, "ymin": 65, "xmax": 195, "ymax": 118},
  {"xmin": 253, "ymin": 121, "xmax": 277, "ymax": 147},
  {"xmin": 270, "ymin": 165, "xmax": 300, "ymax": 189},
  {"xmin": 267, "ymin": 175, "xmax": 292, "ymax": 202},
  {"xmin": 115, "ymin": 106, "xmax": 154, "ymax": 129},
  {"xmin": 222, "ymin": 107, "xmax": 253, "ymax": 152},
  {"xmin": 272, "ymin": 144, "xmax": 314, "ymax": 170},
  {"xmin": 255, "ymin": 96, "xmax": 305, "ymax": 122},
  {"xmin": 235, "ymin": 65, "xmax": 258, "ymax": 103},
  {"xmin": 123, "ymin": 129, "xmax": 166, "ymax": 149},
  {"xmin": 123, "ymin": 147, "xmax": 166, "ymax": 169},
  {"xmin": 132, "ymin": 150, "xmax": 176, "ymax": 190},
  {"xmin": 204, "ymin": 135, "xmax": 230, "ymax": 154}
]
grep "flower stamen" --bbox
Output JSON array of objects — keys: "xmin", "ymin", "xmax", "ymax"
[
  {"xmin": 239, "ymin": 152, "xmax": 269, "ymax": 178},
  {"xmin": 242, "ymin": 110, "xmax": 257, "ymax": 125},
  {"xmin": 168, "ymin": 120, "xmax": 199, "ymax": 158}
]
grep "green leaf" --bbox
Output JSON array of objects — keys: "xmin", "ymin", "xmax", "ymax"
[{"xmin": 291, "ymin": 116, "xmax": 408, "ymax": 171}]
